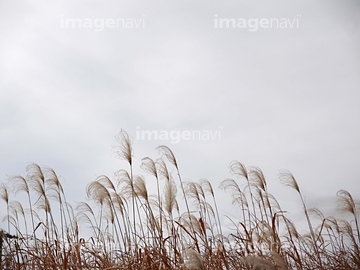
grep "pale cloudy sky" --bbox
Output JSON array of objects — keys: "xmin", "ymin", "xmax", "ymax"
[{"xmin": 1, "ymin": 0, "xmax": 359, "ymax": 232}]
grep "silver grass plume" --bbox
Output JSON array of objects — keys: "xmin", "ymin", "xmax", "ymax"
[
  {"xmin": 156, "ymin": 159, "xmax": 170, "ymax": 181},
  {"xmin": 182, "ymin": 248, "xmax": 204, "ymax": 270},
  {"xmin": 27, "ymin": 163, "xmax": 45, "ymax": 184},
  {"xmin": 9, "ymin": 175, "xmax": 29, "ymax": 194},
  {"xmin": 114, "ymin": 129, "xmax": 133, "ymax": 165},
  {"xmin": 141, "ymin": 157, "xmax": 158, "ymax": 178},
  {"xmin": 229, "ymin": 160, "xmax": 248, "ymax": 179},
  {"xmin": 250, "ymin": 167, "xmax": 267, "ymax": 191},
  {"xmin": 133, "ymin": 175, "xmax": 148, "ymax": 201},
  {"xmin": 1, "ymin": 184, "xmax": 10, "ymax": 232},
  {"xmin": 156, "ymin": 145, "xmax": 178, "ymax": 170},
  {"xmin": 337, "ymin": 189, "xmax": 360, "ymax": 244},
  {"xmin": 219, "ymin": 179, "xmax": 248, "ymax": 207},
  {"xmin": 337, "ymin": 189, "xmax": 357, "ymax": 216},
  {"xmin": 86, "ymin": 181, "xmax": 109, "ymax": 205},
  {"xmin": 116, "ymin": 169, "xmax": 134, "ymax": 198},
  {"xmin": 0, "ymin": 183, "xmax": 9, "ymax": 204},
  {"xmin": 96, "ymin": 175, "xmax": 117, "ymax": 193},
  {"xmin": 164, "ymin": 176, "xmax": 177, "ymax": 215},
  {"xmin": 279, "ymin": 170, "xmax": 322, "ymax": 267},
  {"xmin": 279, "ymin": 171, "xmax": 300, "ymax": 194}
]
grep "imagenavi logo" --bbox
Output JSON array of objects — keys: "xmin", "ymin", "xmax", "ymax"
[
  {"xmin": 214, "ymin": 15, "xmax": 301, "ymax": 32},
  {"xmin": 60, "ymin": 15, "xmax": 146, "ymax": 31},
  {"xmin": 135, "ymin": 127, "xmax": 223, "ymax": 144}
]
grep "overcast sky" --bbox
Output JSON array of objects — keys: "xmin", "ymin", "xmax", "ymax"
[{"xmin": 1, "ymin": 0, "xmax": 359, "ymax": 233}]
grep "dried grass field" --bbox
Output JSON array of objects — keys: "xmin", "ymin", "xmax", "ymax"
[{"xmin": 1, "ymin": 131, "xmax": 359, "ymax": 269}]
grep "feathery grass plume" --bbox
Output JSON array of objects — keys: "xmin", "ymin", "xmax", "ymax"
[
  {"xmin": 27, "ymin": 163, "xmax": 45, "ymax": 183},
  {"xmin": 115, "ymin": 169, "xmax": 133, "ymax": 197},
  {"xmin": 114, "ymin": 129, "xmax": 133, "ymax": 165},
  {"xmin": 250, "ymin": 167, "xmax": 266, "ymax": 191},
  {"xmin": 116, "ymin": 168, "xmax": 141, "ymax": 247},
  {"xmin": 157, "ymin": 145, "xmax": 199, "ymax": 252},
  {"xmin": 0, "ymin": 184, "xmax": 10, "ymax": 233},
  {"xmin": 44, "ymin": 167, "xmax": 64, "ymax": 196},
  {"xmin": 182, "ymin": 248, "xmax": 204, "ymax": 270},
  {"xmin": 179, "ymin": 213, "xmax": 204, "ymax": 240},
  {"xmin": 250, "ymin": 167, "xmax": 273, "ymax": 224},
  {"xmin": 157, "ymin": 159, "xmax": 177, "ymax": 239},
  {"xmin": 115, "ymin": 130, "xmax": 139, "ymax": 236},
  {"xmin": 156, "ymin": 158, "xmax": 171, "ymax": 181},
  {"xmin": 337, "ymin": 189, "xmax": 357, "ymax": 215},
  {"xmin": 43, "ymin": 167, "xmax": 71, "ymax": 250},
  {"xmin": 219, "ymin": 178, "xmax": 249, "ymax": 225},
  {"xmin": 187, "ymin": 182, "xmax": 214, "ymax": 238},
  {"xmin": 96, "ymin": 175, "xmax": 129, "ymax": 247},
  {"xmin": 200, "ymin": 178, "xmax": 223, "ymax": 237},
  {"xmin": 156, "ymin": 145, "xmax": 178, "ymax": 170},
  {"xmin": 9, "ymin": 175, "xmax": 29, "ymax": 195},
  {"xmin": 279, "ymin": 170, "xmax": 300, "ymax": 193},
  {"xmin": 26, "ymin": 163, "xmax": 55, "ymax": 243},
  {"xmin": 133, "ymin": 174, "xmax": 159, "ymax": 245},
  {"xmin": 185, "ymin": 182, "xmax": 202, "ymax": 212},
  {"xmin": 9, "ymin": 175, "xmax": 37, "ymax": 243},
  {"xmin": 322, "ymin": 216, "xmax": 341, "ymax": 253},
  {"xmin": 157, "ymin": 145, "xmax": 189, "ymax": 220},
  {"xmin": 219, "ymin": 179, "xmax": 247, "ymax": 207},
  {"xmin": 163, "ymin": 176, "xmax": 177, "ymax": 216},
  {"xmin": 110, "ymin": 191, "xmax": 125, "ymax": 215},
  {"xmin": 116, "ymin": 170, "xmax": 147, "ymax": 246},
  {"xmin": 141, "ymin": 157, "xmax": 165, "ymax": 251},
  {"xmin": 76, "ymin": 201, "xmax": 101, "ymax": 240},
  {"xmin": 8, "ymin": 201, "xmax": 26, "ymax": 235},
  {"xmin": 31, "ymin": 177, "xmax": 47, "ymax": 206},
  {"xmin": 280, "ymin": 171, "xmax": 323, "ymax": 268},
  {"xmin": 86, "ymin": 181, "xmax": 109, "ymax": 244},
  {"xmin": 230, "ymin": 161, "xmax": 259, "ymax": 231},
  {"xmin": 96, "ymin": 175, "xmax": 117, "ymax": 193},
  {"xmin": 308, "ymin": 207, "xmax": 325, "ymax": 221},
  {"xmin": 133, "ymin": 175, "xmax": 148, "ymax": 201},
  {"xmin": 229, "ymin": 160, "xmax": 248, "ymax": 179},
  {"xmin": 141, "ymin": 157, "xmax": 158, "ymax": 179},
  {"xmin": 86, "ymin": 181, "xmax": 109, "ymax": 206},
  {"xmin": 88, "ymin": 179, "xmax": 127, "ymax": 250},
  {"xmin": 252, "ymin": 187, "xmax": 267, "ymax": 225},
  {"xmin": 337, "ymin": 189, "xmax": 360, "ymax": 244},
  {"xmin": 114, "ymin": 131, "xmax": 142, "ymax": 252}
]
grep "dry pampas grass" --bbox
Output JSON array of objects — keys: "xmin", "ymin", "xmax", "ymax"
[{"xmin": 0, "ymin": 130, "xmax": 359, "ymax": 269}]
